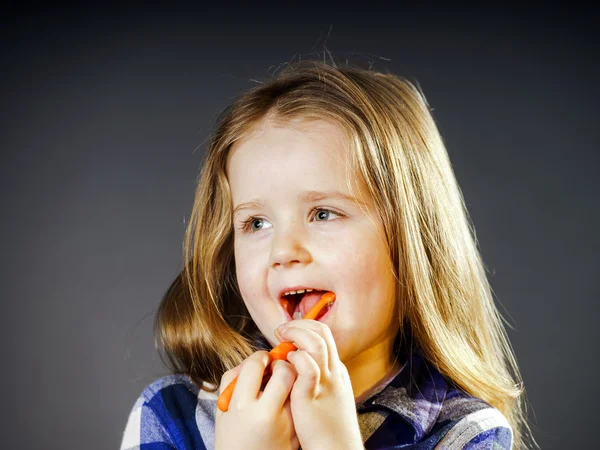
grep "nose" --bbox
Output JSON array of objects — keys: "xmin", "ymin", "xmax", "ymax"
[{"xmin": 268, "ymin": 226, "xmax": 312, "ymax": 269}]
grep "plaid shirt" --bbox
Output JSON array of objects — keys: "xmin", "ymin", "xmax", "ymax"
[{"xmin": 120, "ymin": 345, "xmax": 513, "ymax": 449}]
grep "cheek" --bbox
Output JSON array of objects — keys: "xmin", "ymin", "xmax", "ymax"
[
  {"xmin": 332, "ymin": 230, "xmax": 397, "ymax": 318},
  {"xmin": 233, "ymin": 243, "xmax": 262, "ymax": 303},
  {"xmin": 332, "ymin": 228, "xmax": 391, "ymax": 283}
]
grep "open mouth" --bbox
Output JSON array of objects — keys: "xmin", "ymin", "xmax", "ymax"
[{"xmin": 279, "ymin": 289, "xmax": 335, "ymax": 322}]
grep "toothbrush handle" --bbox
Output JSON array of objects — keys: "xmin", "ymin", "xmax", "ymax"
[{"xmin": 216, "ymin": 292, "xmax": 335, "ymax": 412}]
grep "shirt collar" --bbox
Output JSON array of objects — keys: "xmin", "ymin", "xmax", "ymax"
[
  {"xmin": 251, "ymin": 329, "xmax": 448, "ymax": 441},
  {"xmin": 355, "ymin": 343, "xmax": 448, "ymax": 442}
]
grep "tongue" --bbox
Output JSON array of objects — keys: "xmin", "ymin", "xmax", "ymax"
[{"xmin": 296, "ymin": 291, "xmax": 327, "ymax": 316}]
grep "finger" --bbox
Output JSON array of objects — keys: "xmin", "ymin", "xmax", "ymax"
[
  {"xmin": 260, "ymin": 359, "xmax": 297, "ymax": 410},
  {"xmin": 278, "ymin": 326, "xmax": 331, "ymax": 377},
  {"xmin": 219, "ymin": 364, "xmax": 243, "ymax": 396},
  {"xmin": 217, "ymin": 364, "xmax": 246, "ymax": 416},
  {"xmin": 286, "ymin": 349, "xmax": 321, "ymax": 398},
  {"xmin": 230, "ymin": 351, "xmax": 272, "ymax": 410},
  {"xmin": 280, "ymin": 319, "xmax": 339, "ymax": 369}
]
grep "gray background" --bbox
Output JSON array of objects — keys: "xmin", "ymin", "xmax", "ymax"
[{"xmin": 2, "ymin": 5, "xmax": 598, "ymax": 449}]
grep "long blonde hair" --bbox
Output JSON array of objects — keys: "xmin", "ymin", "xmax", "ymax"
[{"xmin": 154, "ymin": 59, "xmax": 536, "ymax": 449}]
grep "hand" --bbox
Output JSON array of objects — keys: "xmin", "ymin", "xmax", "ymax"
[
  {"xmin": 275, "ymin": 320, "xmax": 364, "ymax": 450},
  {"xmin": 215, "ymin": 350, "xmax": 300, "ymax": 450}
]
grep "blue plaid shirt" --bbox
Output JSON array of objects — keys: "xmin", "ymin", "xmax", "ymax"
[{"xmin": 121, "ymin": 345, "xmax": 513, "ymax": 449}]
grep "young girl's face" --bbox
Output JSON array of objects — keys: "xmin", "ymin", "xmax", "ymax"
[{"xmin": 226, "ymin": 117, "xmax": 399, "ymax": 370}]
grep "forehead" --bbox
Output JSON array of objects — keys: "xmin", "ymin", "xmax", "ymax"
[
  {"xmin": 228, "ymin": 118, "xmax": 347, "ymax": 168},
  {"xmin": 226, "ymin": 118, "xmax": 358, "ymax": 198}
]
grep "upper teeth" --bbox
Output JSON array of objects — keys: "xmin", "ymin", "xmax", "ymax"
[{"xmin": 283, "ymin": 288, "xmax": 314, "ymax": 296}]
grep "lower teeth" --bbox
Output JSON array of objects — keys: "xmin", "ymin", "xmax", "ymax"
[{"xmin": 292, "ymin": 303, "xmax": 332, "ymax": 320}]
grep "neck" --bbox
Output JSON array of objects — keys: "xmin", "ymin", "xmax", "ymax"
[{"xmin": 344, "ymin": 333, "xmax": 400, "ymax": 402}]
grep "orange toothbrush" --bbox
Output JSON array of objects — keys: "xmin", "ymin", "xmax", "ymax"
[{"xmin": 217, "ymin": 291, "xmax": 336, "ymax": 412}]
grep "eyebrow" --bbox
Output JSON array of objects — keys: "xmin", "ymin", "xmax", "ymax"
[{"xmin": 233, "ymin": 190, "xmax": 366, "ymax": 216}]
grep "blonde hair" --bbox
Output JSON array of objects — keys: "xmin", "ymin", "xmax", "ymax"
[{"xmin": 154, "ymin": 59, "xmax": 536, "ymax": 449}]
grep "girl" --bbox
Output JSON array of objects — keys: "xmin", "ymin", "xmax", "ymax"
[{"xmin": 121, "ymin": 60, "xmax": 536, "ymax": 449}]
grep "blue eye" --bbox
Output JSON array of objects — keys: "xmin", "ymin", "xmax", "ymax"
[
  {"xmin": 241, "ymin": 217, "xmax": 272, "ymax": 232},
  {"xmin": 309, "ymin": 208, "xmax": 342, "ymax": 224},
  {"xmin": 314, "ymin": 209, "xmax": 337, "ymax": 221},
  {"xmin": 250, "ymin": 218, "xmax": 265, "ymax": 231},
  {"xmin": 239, "ymin": 208, "xmax": 342, "ymax": 234}
]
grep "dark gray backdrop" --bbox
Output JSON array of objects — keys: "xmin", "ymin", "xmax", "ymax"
[{"xmin": 2, "ymin": 5, "xmax": 598, "ymax": 449}]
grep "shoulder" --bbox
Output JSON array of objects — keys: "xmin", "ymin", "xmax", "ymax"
[
  {"xmin": 120, "ymin": 374, "xmax": 219, "ymax": 450},
  {"xmin": 359, "ymin": 348, "xmax": 513, "ymax": 449},
  {"xmin": 433, "ymin": 389, "xmax": 513, "ymax": 449},
  {"xmin": 135, "ymin": 373, "xmax": 218, "ymax": 406}
]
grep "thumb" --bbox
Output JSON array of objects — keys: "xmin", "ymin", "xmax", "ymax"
[{"xmin": 218, "ymin": 364, "xmax": 244, "ymax": 396}]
